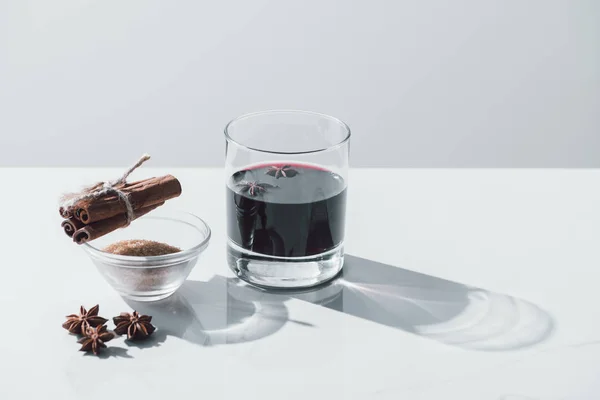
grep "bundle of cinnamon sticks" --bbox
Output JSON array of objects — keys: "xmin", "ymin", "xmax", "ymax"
[{"xmin": 60, "ymin": 175, "xmax": 181, "ymax": 244}]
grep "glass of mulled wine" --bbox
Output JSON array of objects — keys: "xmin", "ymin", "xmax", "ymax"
[{"xmin": 224, "ymin": 110, "xmax": 350, "ymax": 289}]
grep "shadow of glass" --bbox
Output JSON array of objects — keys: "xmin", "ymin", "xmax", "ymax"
[
  {"xmin": 124, "ymin": 275, "xmax": 311, "ymax": 346},
  {"xmin": 283, "ymin": 254, "xmax": 556, "ymax": 351},
  {"xmin": 125, "ymin": 254, "xmax": 554, "ymax": 351}
]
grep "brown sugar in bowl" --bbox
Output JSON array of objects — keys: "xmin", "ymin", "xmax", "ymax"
[{"xmin": 104, "ymin": 240, "xmax": 182, "ymax": 257}]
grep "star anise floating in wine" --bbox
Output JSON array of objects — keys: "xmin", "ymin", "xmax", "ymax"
[
  {"xmin": 236, "ymin": 180, "xmax": 277, "ymax": 196},
  {"xmin": 265, "ymin": 165, "xmax": 298, "ymax": 179},
  {"xmin": 113, "ymin": 311, "xmax": 156, "ymax": 340},
  {"xmin": 78, "ymin": 325, "xmax": 115, "ymax": 355},
  {"xmin": 62, "ymin": 305, "xmax": 108, "ymax": 335}
]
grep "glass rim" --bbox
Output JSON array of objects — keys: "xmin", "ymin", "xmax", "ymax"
[{"xmin": 224, "ymin": 109, "xmax": 351, "ymax": 155}]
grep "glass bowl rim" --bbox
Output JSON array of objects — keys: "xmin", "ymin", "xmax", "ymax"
[
  {"xmin": 82, "ymin": 210, "xmax": 211, "ymax": 265},
  {"xmin": 224, "ymin": 109, "xmax": 351, "ymax": 155}
]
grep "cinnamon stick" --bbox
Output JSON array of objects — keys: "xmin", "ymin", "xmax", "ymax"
[
  {"xmin": 73, "ymin": 175, "xmax": 181, "ymax": 224},
  {"xmin": 72, "ymin": 202, "xmax": 164, "ymax": 245},
  {"xmin": 59, "ymin": 207, "xmax": 72, "ymax": 219},
  {"xmin": 58, "ymin": 181, "xmax": 127, "ymax": 218},
  {"xmin": 61, "ymin": 217, "xmax": 86, "ymax": 238}
]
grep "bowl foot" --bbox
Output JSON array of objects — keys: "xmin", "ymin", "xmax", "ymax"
[{"xmin": 120, "ymin": 291, "xmax": 176, "ymax": 302}]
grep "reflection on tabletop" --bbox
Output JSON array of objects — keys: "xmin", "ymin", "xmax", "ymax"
[{"xmin": 126, "ymin": 254, "xmax": 555, "ymax": 351}]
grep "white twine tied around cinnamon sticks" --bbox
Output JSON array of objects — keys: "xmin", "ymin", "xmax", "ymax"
[{"xmin": 60, "ymin": 154, "xmax": 151, "ymax": 226}]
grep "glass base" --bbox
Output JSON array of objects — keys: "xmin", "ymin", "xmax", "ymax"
[{"xmin": 227, "ymin": 240, "xmax": 344, "ymax": 289}]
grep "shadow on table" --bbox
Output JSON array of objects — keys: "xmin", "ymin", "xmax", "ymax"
[
  {"xmin": 126, "ymin": 254, "xmax": 555, "ymax": 351},
  {"xmin": 125, "ymin": 275, "xmax": 313, "ymax": 347},
  {"xmin": 84, "ymin": 346, "xmax": 134, "ymax": 359},
  {"xmin": 290, "ymin": 255, "xmax": 556, "ymax": 351}
]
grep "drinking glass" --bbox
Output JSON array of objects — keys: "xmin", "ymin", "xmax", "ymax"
[{"xmin": 224, "ymin": 110, "xmax": 350, "ymax": 289}]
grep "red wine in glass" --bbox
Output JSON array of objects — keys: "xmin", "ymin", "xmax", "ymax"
[{"xmin": 227, "ymin": 163, "xmax": 347, "ymax": 258}]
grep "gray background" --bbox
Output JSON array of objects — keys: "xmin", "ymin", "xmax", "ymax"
[{"xmin": 1, "ymin": 0, "xmax": 598, "ymax": 168}]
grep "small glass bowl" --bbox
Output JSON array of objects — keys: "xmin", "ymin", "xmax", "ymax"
[{"xmin": 82, "ymin": 209, "xmax": 211, "ymax": 302}]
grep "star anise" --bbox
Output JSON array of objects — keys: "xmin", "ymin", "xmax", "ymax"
[
  {"xmin": 78, "ymin": 325, "xmax": 115, "ymax": 355},
  {"xmin": 265, "ymin": 165, "xmax": 298, "ymax": 179},
  {"xmin": 236, "ymin": 180, "xmax": 276, "ymax": 197},
  {"xmin": 62, "ymin": 305, "xmax": 108, "ymax": 335},
  {"xmin": 113, "ymin": 311, "xmax": 156, "ymax": 340}
]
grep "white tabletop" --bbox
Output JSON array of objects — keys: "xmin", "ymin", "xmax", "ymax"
[{"xmin": 1, "ymin": 168, "xmax": 598, "ymax": 400}]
